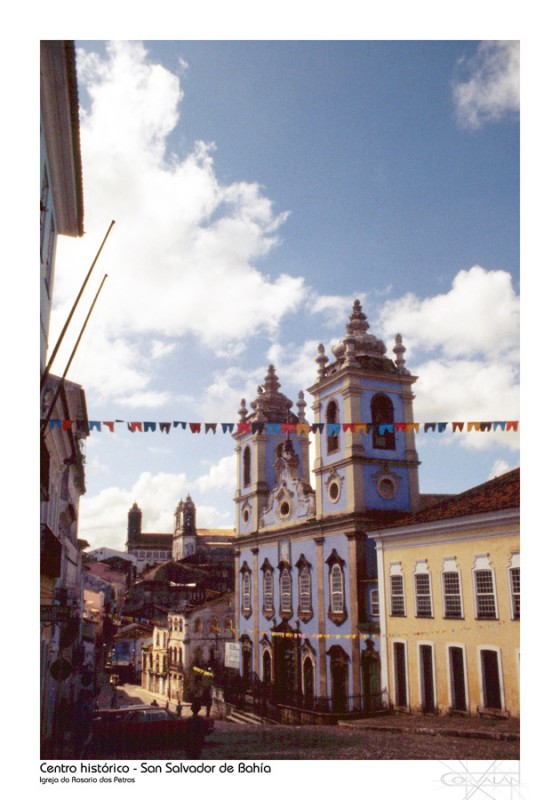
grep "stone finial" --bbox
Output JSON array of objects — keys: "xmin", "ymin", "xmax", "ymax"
[
  {"xmin": 254, "ymin": 385, "xmax": 266, "ymax": 421},
  {"xmin": 393, "ymin": 333, "xmax": 409, "ymax": 374},
  {"xmin": 297, "ymin": 390, "xmax": 307, "ymax": 422},
  {"xmin": 238, "ymin": 398, "xmax": 248, "ymax": 421},
  {"xmin": 316, "ymin": 343, "xmax": 328, "ymax": 378},
  {"xmin": 263, "ymin": 364, "xmax": 281, "ymax": 396},
  {"xmin": 342, "ymin": 331, "xmax": 359, "ymax": 368}
]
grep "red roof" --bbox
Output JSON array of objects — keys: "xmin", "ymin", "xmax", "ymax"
[{"xmin": 381, "ymin": 468, "xmax": 520, "ymax": 529}]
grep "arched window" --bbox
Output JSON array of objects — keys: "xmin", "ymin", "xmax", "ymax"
[
  {"xmin": 243, "ymin": 445, "xmax": 251, "ymax": 488},
  {"xmin": 326, "ymin": 400, "xmax": 340, "ymax": 454},
  {"xmin": 296, "ymin": 554, "xmax": 313, "ymax": 622},
  {"xmin": 240, "ymin": 562, "xmax": 252, "ymax": 618},
  {"xmin": 371, "ymin": 394, "xmax": 396, "ymax": 450},
  {"xmin": 280, "ymin": 567, "xmax": 292, "ymax": 616},
  {"xmin": 262, "ymin": 561, "xmax": 274, "ymax": 618},
  {"xmin": 326, "ymin": 549, "xmax": 347, "ymax": 625},
  {"xmin": 331, "ymin": 564, "xmax": 344, "ymax": 612}
]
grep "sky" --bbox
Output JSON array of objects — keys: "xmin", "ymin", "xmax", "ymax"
[{"xmin": 48, "ymin": 39, "xmax": 520, "ymax": 552}]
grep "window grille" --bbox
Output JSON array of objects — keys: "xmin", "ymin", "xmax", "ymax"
[
  {"xmin": 474, "ymin": 569, "xmax": 497, "ymax": 619},
  {"xmin": 390, "ymin": 574, "xmax": 405, "ymax": 616}
]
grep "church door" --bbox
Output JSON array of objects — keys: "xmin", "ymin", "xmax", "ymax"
[{"xmin": 330, "ymin": 647, "xmax": 348, "ymax": 713}]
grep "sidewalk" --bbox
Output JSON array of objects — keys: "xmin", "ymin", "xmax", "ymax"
[{"xmin": 339, "ymin": 712, "xmax": 520, "ymax": 741}]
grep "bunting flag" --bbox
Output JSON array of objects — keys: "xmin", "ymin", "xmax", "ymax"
[
  {"xmin": 244, "ymin": 619, "xmax": 511, "ymax": 640},
  {"xmin": 44, "ymin": 418, "xmax": 520, "ymax": 435}
]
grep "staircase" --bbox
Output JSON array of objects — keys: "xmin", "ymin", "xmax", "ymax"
[{"xmin": 226, "ymin": 707, "xmax": 276, "ymax": 725}]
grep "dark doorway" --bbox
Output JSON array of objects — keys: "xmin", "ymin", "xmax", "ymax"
[
  {"xmin": 263, "ymin": 650, "xmax": 272, "ymax": 686},
  {"xmin": 394, "ymin": 642, "xmax": 408, "ymax": 707},
  {"xmin": 362, "ymin": 645, "xmax": 381, "ymax": 711},
  {"xmin": 273, "ymin": 635, "xmax": 296, "ymax": 704},
  {"xmin": 481, "ymin": 649, "xmax": 502, "ymax": 710},
  {"xmin": 329, "ymin": 646, "xmax": 348, "ymax": 713},
  {"xmin": 303, "ymin": 657, "xmax": 314, "ymax": 707},
  {"xmin": 449, "ymin": 647, "xmax": 467, "ymax": 712},
  {"xmin": 419, "ymin": 645, "xmax": 436, "ymax": 713}
]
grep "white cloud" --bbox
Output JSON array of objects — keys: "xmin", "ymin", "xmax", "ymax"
[
  {"xmin": 453, "ymin": 41, "xmax": 520, "ymax": 129},
  {"xmin": 487, "ymin": 459, "xmax": 518, "ymax": 481},
  {"xmin": 307, "ymin": 292, "xmax": 367, "ymax": 326},
  {"xmin": 52, "ymin": 41, "xmax": 306, "ymax": 400},
  {"xmin": 377, "ymin": 266, "xmax": 519, "ymax": 360},
  {"xmin": 151, "ymin": 340, "xmax": 176, "ymax": 360},
  {"xmin": 78, "ymin": 463, "xmax": 235, "ymax": 550},
  {"xmin": 193, "ymin": 454, "xmax": 237, "ymax": 493},
  {"xmin": 375, "ymin": 266, "xmax": 519, "ymax": 453}
]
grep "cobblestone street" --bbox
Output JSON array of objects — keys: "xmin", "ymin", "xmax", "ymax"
[{"xmin": 96, "ymin": 718, "xmax": 518, "ymax": 761}]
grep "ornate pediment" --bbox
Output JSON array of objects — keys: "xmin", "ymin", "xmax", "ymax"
[{"xmin": 260, "ymin": 442, "xmax": 316, "ymax": 528}]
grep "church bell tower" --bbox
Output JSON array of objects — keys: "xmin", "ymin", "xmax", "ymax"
[{"xmin": 308, "ymin": 299, "xmax": 421, "ymax": 517}]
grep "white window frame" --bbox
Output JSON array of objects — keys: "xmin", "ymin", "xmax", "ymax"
[
  {"xmin": 330, "ymin": 563, "xmax": 344, "ymax": 613},
  {"xmin": 389, "ymin": 563, "xmax": 406, "ymax": 617},
  {"xmin": 445, "ymin": 642, "xmax": 470, "ymax": 713},
  {"xmin": 392, "ymin": 638, "xmax": 409, "ymax": 709},
  {"xmin": 413, "ymin": 561, "xmax": 433, "ymax": 618},
  {"xmin": 476, "ymin": 645, "xmax": 505, "ymax": 712},
  {"xmin": 508, "ymin": 553, "xmax": 520, "ymax": 620},
  {"xmin": 441, "ymin": 557, "xmax": 464, "ymax": 619},
  {"xmin": 416, "ymin": 641, "xmax": 437, "ymax": 713},
  {"xmin": 472, "ymin": 555, "xmax": 498, "ymax": 620}
]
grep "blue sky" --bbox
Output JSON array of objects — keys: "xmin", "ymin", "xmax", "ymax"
[{"xmin": 49, "ymin": 40, "xmax": 520, "ymax": 550}]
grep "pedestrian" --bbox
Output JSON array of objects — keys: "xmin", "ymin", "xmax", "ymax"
[
  {"xmin": 72, "ymin": 691, "xmax": 93, "ymax": 758},
  {"xmin": 150, "ymin": 699, "xmax": 158, "ymax": 707},
  {"xmin": 202, "ymin": 683, "xmax": 212, "ymax": 718},
  {"xmin": 185, "ymin": 699, "xmax": 206, "ymax": 759}
]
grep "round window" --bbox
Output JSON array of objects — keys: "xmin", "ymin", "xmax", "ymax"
[
  {"xmin": 329, "ymin": 482, "xmax": 340, "ymax": 502},
  {"xmin": 243, "ymin": 509, "xmax": 250, "ymax": 524},
  {"xmin": 279, "ymin": 501, "xmax": 291, "ymax": 518},
  {"xmin": 378, "ymin": 477, "xmax": 395, "ymax": 499}
]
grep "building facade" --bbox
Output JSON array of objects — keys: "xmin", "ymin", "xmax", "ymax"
[
  {"xmin": 374, "ymin": 468, "xmax": 520, "ymax": 718},
  {"xmin": 126, "ymin": 497, "xmax": 234, "ymax": 568},
  {"xmin": 234, "ymin": 301, "xmax": 420, "ymax": 716},
  {"xmin": 40, "ymin": 40, "xmax": 88, "ymax": 757}
]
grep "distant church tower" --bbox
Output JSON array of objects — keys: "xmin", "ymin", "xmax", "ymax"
[
  {"xmin": 173, "ymin": 495, "xmax": 197, "ymax": 560},
  {"xmin": 127, "ymin": 502, "xmax": 142, "ymax": 547}
]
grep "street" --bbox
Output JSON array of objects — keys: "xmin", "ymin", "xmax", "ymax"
[
  {"xmin": 93, "ymin": 684, "xmax": 519, "ymax": 761},
  {"xmin": 87, "ymin": 719, "xmax": 519, "ymax": 761}
]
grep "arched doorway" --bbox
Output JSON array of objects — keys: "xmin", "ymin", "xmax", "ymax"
[
  {"xmin": 328, "ymin": 646, "xmax": 349, "ymax": 713},
  {"xmin": 263, "ymin": 650, "xmax": 272, "ymax": 686},
  {"xmin": 303, "ymin": 656, "xmax": 314, "ymax": 708},
  {"xmin": 272, "ymin": 623, "xmax": 298, "ymax": 704}
]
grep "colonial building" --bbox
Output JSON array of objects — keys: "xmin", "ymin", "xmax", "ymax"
[
  {"xmin": 373, "ymin": 467, "xmax": 520, "ymax": 718},
  {"xmin": 40, "ymin": 377, "xmax": 89, "ymax": 754},
  {"xmin": 234, "ymin": 300, "xmax": 423, "ymax": 717},
  {"xmin": 126, "ymin": 497, "xmax": 234, "ymax": 568},
  {"xmin": 40, "ymin": 40, "xmax": 87, "ymax": 757}
]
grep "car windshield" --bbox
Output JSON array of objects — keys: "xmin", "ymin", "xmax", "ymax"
[{"xmin": 129, "ymin": 710, "xmax": 172, "ymax": 722}]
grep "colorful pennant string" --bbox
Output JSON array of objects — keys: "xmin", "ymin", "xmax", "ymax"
[{"xmin": 45, "ymin": 418, "xmax": 520, "ymax": 435}]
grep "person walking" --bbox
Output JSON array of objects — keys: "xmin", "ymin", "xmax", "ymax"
[
  {"xmin": 72, "ymin": 691, "xmax": 93, "ymax": 758},
  {"xmin": 185, "ymin": 699, "xmax": 207, "ymax": 759}
]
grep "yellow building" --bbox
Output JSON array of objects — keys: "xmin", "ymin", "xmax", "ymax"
[{"xmin": 373, "ymin": 468, "xmax": 519, "ymax": 718}]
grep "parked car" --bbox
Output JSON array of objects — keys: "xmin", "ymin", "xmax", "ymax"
[{"xmin": 88, "ymin": 705, "xmax": 213, "ymax": 757}]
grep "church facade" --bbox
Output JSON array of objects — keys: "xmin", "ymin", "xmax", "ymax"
[{"xmin": 233, "ymin": 300, "xmax": 421, "ymax": 715}]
